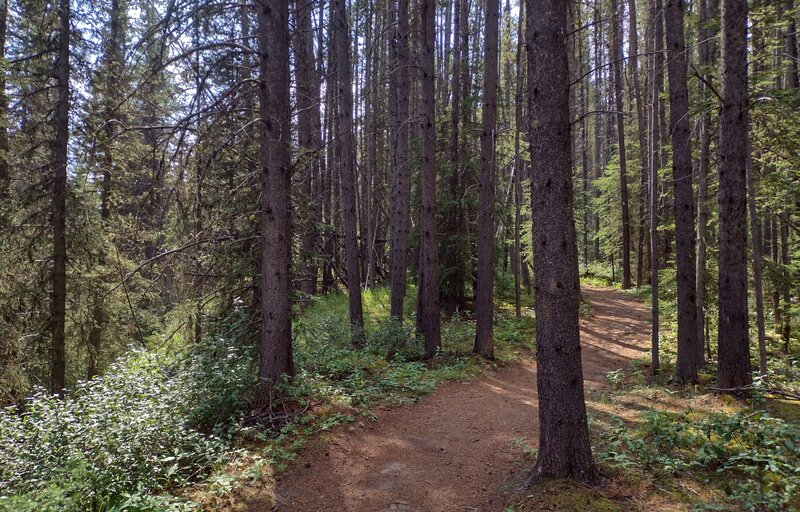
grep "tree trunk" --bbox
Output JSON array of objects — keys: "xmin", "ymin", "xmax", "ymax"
[
  {"xmin": 51, "ymin": 0, "xmax": 70, "ymax": 396},
  {"xmin": 696, "ymin": 0, "xmax": 716, "ymax": 363},
  {"xmin": 664, "ymin": 0, "xmax": 699, "ymax": 384},
  {"xmin": 295, "ymin": 0, "xmax": 322, "ymax": 297},
  {"xmin": 648, "ymin": 0, "xmax": 662, "ymax": 375},
  {"xmin": 474, "ymin": 0, "xmax": 499, "ymax": 359},
  {"xmin": 716, "ymin": 0, "xmax": 751, "ymax": 389},
  {"xmin": 628, "ymin": 0, "xmax": 649, "ymax": 288},
  {"xmin": 610, "ymin": 0, "xmax": 631, "ymax": 289},
  {"xmin": 512, "ymin": 9, "xmax": 525, "ymax": 317},
  {"xmin": 416, "ymin": 0, "xmax": 441, "ymax": 358},
  {"xmin": 525, "ymin": 0, "xmax": 597, "ymax": 484},
  {"xmin": 780, "ymin": 213, "xmax": 791, "ymax": 347},
  {"xmin": 256, "ymin": 0, "xmax": 294, "ymax": 397},
  {"xmin": 333, "ymin": 0, "xmax": 365, "ymax": 340},
  {"xmin": 747, "ymin": 148, "xmax": 768, "ymax": 376},
  {"xmin": 389, "ymin": 0, "xmax": 411, "ymax": 320},
  {"xmin": 592, "ymin": 3, "xmax": 603, "ymax": 262}
]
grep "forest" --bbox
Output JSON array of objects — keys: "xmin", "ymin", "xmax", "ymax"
[{"xmin": 0, "ymin": 0, "xmax": 799, "ymax": 508}]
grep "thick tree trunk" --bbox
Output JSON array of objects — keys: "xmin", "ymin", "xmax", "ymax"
[
  {"xmin": 716, "ymin": 0, "xmax": 751, "ymax": 389},
  {"xmin": 664, "ymin": 0, "xmax": 699, "ymax": 384},
  {"xmin": 474, "ymin": 0, "xmax": 499, "ymax": 359},
  {"xmin": 389, "ymin": 0, "xmax": 411, "ymax": 320},
  {"xmin": 610, "ymin": 0, "xmax": 631, "ymax": 289},
  {"xmin": 256, "ymin": 0, "xmax": 293, "ymax": 397},
  {"xmin": 416, "ymin": 0, "xmax": 441, "ymax": 359},
  {"xmin": 525, "ymin": 0, "xmax": 597, "ymax": 484},
  {"xmin": 51, "ymin": 0, "xmax": 70, "ymax": 396},
  {"xmin": 333, "ymin": 0, "xmax": 365, "ymax": 340}
]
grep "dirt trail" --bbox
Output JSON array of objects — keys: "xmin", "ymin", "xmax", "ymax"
[{"xmin": 252, "ymin": 285, "xmax": 651, "ymax": 512}]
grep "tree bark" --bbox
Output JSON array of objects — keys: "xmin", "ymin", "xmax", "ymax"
[
  {"xmin": 474, "ymin": 0, "xmax": 499, "ymax": 359},
  {"xmin": 716, "ymin": 0, "xmax": 751, "ymax": 389},
  {"xmin": 628, "ymin": 0, "xmax": 649, "ymax": 288},
  {"xmin": 609, "ymin": 0, "xmax": 631, "ymax": 289},
  {"xmin": 525, "ymin": 0, "xmax": 597, "ymax": 484},
  {"xmin": 664, "ymin": 0, "xmax": 699, "ymax": 384},
  {"xmin": 696, "ymin": 0, "xmax": 716, "ymax": 363},
  {"xmin": 389, "ymin": 0, "xmax": 411, "ymax": 320},
  {"xmin": 416, "ymin": 0, "xmax": 441, "ymax": 358},
  {"xmin": 295, "ymin": 0, "xmax": 322, "ymax": 297},
  {"xmin": 648, "ymin": 0, "xmax": 662, "ymax": 375},
  {"xmin": 256, "ymin": 0, "xmax": 294, "ymax": 397},
  {"xmin": 513, "ymin": 9, "xmax": 525, "ymax": 317},
  {"xmin": 51, "ymin": 0, "xmax": 70, "ymax": 396},
  {"xmin": 747, "ymin": 147, "xmax": 768, "ymax": 376},
  {"xmin": 333, "ymin": 0, "xmax": 365, "ymax": 340}
]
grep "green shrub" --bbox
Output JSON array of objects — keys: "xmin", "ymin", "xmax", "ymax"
[
  {"xmin": 0, "ymin": 336, "xmax": 255, "ymax": 511},
  {"xmin": 599, "ymin": 410, "xmax": 800, "ymax": 511},
  {"xmin": 368, "ymin": 319, "xmax": 421, "ymax": 361}
]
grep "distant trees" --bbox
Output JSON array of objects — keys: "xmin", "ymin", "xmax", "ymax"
[{"xmin": 0, "ymin": 0, "xmax": 796, "ymax": 422}]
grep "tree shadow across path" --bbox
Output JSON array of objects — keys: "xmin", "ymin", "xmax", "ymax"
[{"xmin": 245, "ymin": 284, "xmax": 651, "ymax": 511}]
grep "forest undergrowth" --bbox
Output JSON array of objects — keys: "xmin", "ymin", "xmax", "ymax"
[
  {"xmin": 511, "ymin": 264, "xmax": 800, "ymax": 512},
  {"xmin": 0, "ymin": 285, "xmax": 535, "ymax": 512}
]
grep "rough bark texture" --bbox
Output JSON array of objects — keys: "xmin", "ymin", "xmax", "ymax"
[
  {"xmin": 416, "ymin": 0, "xmax": 441, "ymax": 359},
  {"xmin": 50, "ymin": 0, "xmax": 70, "ymax": 395},
  {"xmin": 610, "ymin": 0, "xmax": 631, "ymax": 289},
  {"xmin": 664, "ymin": 0, "xmax": 699, "ymax": 384},
  {"xmin": 257, "ymin": 0, "xmax": 294, "ymax": 397},
  {"xmin": 474, "ymin": 0, "xmax": 499, "ymax": 359},
  {"xmin": 628, "ymin": 0, "xmax": 648, "ymax": 287},
  {"xmin": 525, "ymin": 0, "xmax": 597, "ymax": 484},
  {"xmin": 295, "ymin": 0, "xmax": 321, "ymax": 296},
  {"xmin": 716, "ymin": 0, "xmax": 751, "ymax": 389},
  {"xmin": 389, "ymin": 0, "xmax": 411, "ymax": 320},
  {"xmin": 333, "ymin": 0, "xmax": 365, "ymax": 340}
]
